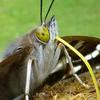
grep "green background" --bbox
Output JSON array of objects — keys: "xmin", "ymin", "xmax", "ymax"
[{"xmin": 0, "ymin": 0, "xmax": 100, "ymax": 53}]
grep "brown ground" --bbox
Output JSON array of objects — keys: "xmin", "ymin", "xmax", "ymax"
[{"xmin": 32, "ymin": 70, "xmax": 100, "ymax": 100}]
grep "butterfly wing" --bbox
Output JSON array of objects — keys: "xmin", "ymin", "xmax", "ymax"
[
  {"xmin": 62, "ymin": 36, "xmax": 100, "ymax": 60},
  {"xmin": 0, "ymin": 46, "xmax": 31, "ymax": 79},
  {"xmin": 61, "ymin": 36, "xmax": 100, "ymax": 73}
]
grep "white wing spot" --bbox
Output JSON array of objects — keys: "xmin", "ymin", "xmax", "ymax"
[
  {"xmin": 96, "ymin": 44, "xmax": 100, "ymax": 51},
  {"xmin": 85, "ymin": 54, "xmax": 92, "ymax": 60},
  {"xmin": 91, "ymin": 50, "xmax": 99, "ymax": 58}
]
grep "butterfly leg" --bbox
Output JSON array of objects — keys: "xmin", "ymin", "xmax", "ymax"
[
  {"xmin": 49, "ymin": 43, "xmax": 63, "ymax": 73},
  {"xmin": 25, "ymin": 58, "xmax": 33, "ymax": 100},
  {"xmin": 50, "ymin": 43, "xmax": 70, "ymax": 74},
  {"xmin": 62, "ymin": 45, "xmax": 89, "ymax": 88}
]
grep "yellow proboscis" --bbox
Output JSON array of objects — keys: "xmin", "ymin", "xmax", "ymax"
[{"xmin": 56, "ymin": 36, "xmax": 100, "ymax": 100}]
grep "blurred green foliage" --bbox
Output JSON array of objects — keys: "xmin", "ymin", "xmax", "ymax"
[{"xmin": 0, "ymin": 0, "xmax": 100, "ymax": 52}]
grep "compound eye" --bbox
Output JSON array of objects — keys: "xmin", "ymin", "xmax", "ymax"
[{"xmin": 35, "ymin": 26, "xmax": 50, "ymax": 44}]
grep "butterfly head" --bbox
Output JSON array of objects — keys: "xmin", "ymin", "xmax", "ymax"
[
  {"xmin": 34, "ymin": 16, "xmax": 58, "ymax": 44},
  {"xmin": 34, "ymin": 0, "xmax": 58, "ymax": 44}
]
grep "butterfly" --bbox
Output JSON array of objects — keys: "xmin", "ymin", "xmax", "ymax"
[{"xmin": 0, "ymin": 0, "xmax": 100, "ymax": 100}]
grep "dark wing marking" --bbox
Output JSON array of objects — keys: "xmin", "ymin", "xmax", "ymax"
[
  {"xmin": 62, "ymin": 36, "xmax": 100, "ymax": 60},
  {"xmin": 61, "ymin": 36, "xmax": 100, "ymax": 72}
]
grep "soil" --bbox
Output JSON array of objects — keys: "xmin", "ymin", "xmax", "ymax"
[{"xmin": 32, "ymin": 70, "xmax": 100, "ymax": 100}]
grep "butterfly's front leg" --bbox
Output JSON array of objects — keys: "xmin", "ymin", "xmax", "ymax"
[
  {"xmin": 25, "ymin": 58, "xmax": 33, "ymax": 100},
  {"xmin": 62, "ymin": 44, "xmax": 89, "ymax": 88},
  {"xmin": 13, "ymin": 58, "xmax": 33, "ymax": 100},
  {"xmin": 13, "ymin": 57, "xmax": 37, "ymax": 100},
  {"xmin": 51, "ymin": 43, "xmax": 89, "ymax": 88}
]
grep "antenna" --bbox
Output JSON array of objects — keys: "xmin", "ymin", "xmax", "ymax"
[
  {"xmin": 40, "ymin": 0, "xmax": 43, "ymax": 24},
  {"xmin": 44, "ymin": 0, "xmax": 55, "ymax": 22}
]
